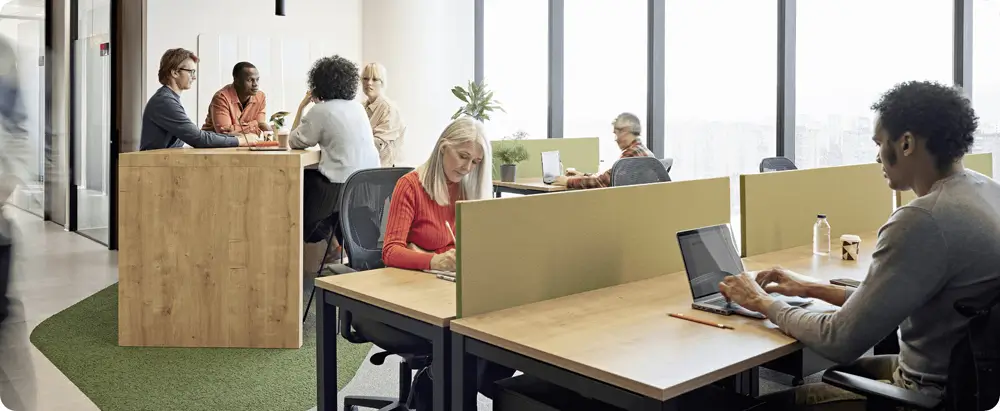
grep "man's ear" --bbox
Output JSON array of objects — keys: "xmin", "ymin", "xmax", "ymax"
[{"xmin": 900, "ymin": 132, "xmax": 915, "ymax": 156}]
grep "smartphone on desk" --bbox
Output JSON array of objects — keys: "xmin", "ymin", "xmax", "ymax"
[{"xmin": 830, "ymin": 278, "xmax": 861, "ymax": 288}]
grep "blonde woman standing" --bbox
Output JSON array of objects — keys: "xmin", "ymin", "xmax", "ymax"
[{"xmin": 361, "ymin": 62, "xmax": 406, "ymax": 166}]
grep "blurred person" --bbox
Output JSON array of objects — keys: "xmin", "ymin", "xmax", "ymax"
[
  {"xmin": 201, "ymin": 61, "xmax": 270, "ymax": 138},
  {"xmin": 140, "ymin": 48, "xmax": 250, "ymax": 150},
  {"xmin": 361, "ymin": 62, "xmax": 406, "ymax": 166},
  {"xmin": 0, "ymin": 32, "xmax": 37, "ymax": 411},
  {"xmin": 550, "ymin": 112, "xmax": 653, "ymax": 189}
]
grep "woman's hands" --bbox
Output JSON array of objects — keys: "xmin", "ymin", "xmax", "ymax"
[{"xmin": 429, "ymin": 249, "xmax": 456, "ymax": 271}]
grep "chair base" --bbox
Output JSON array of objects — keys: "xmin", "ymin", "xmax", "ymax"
[{"xmin": 343, "ymin": 395, "xmax": 406, "ymax": 411}]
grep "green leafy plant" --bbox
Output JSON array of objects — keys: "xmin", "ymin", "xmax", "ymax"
[
  {"xmin": 269, "ymin": 111, "xmax": 290, "ymax": 131},
  {"xmin": 451, "ymin": 80, "xmax": 504, "ymax": 122},
  {"xmin": 493, "ymin": 131, "xmax": 530, "ymax": 165}
]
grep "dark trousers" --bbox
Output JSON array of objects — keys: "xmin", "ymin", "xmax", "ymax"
[
  {"xmin": 303, "ymin": 169, "xmax": 343, "ymax": 244},
  {"xmin": 352, "ymin": 317, "xmax": 515, "ymax": 400}
]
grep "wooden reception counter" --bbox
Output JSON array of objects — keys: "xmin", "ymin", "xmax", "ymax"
[{"xmin": 117, "ymin": 147, "xmax": 320, "ymax": 348}]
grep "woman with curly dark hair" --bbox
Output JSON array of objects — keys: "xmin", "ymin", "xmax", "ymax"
[{"xmin": 290, "ymin": 55, "xmax": 380, "ymax": 248}]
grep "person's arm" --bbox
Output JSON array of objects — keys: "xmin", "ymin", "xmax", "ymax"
[
  {"xmin": 208, "ymin": 93, "xmax": 234, "ymax": 134},
  {"xmin": 257, "ymin": 92, "xmax": 271, "ymax": 131},
  {"xmin": 288, "ymin": 104, "xmax": 321, "ymax": 149},
  {"xmin": 801, "ymin": 283, "xmax": 853, "ymax": 307},
  {"xmin": 148, "ymin": 97, "xmax": 240, "ymax": 148},
  {"xmin": 763, "ymin": 208, "xmax": 949, "ymax": 364},
  {"xmin": 567, "ymin": 169, "xmax": 611, "ymax": 189},
  {"xmin": 382, "ymin": 177, "xmax": 435, "ymax": 270}
]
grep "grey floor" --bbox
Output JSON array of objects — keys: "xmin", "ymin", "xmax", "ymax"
[{"xmin": 5, "ymin": 205, "xmax": 808, "ymax": 411}]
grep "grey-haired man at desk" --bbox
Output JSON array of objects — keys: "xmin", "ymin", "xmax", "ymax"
[
  {"xmin": 140, "ymin": 48, "xmax": 250, "ymax": 151},
  {"xmin": 719, "ymin": 81, "xmax": 1000, "ymax": 410}
]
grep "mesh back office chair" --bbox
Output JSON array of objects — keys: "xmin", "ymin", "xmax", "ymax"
[
  {"xmin": 306, "ymin": 167, "xmax": 431, "ymax": 411},
  {"xmin": 610, "ymin": 157, "xmax": 671, "ymax": 187},
  {"xmin": 822, "ymin": 286, "xmax": 1000, "ymax": 410},
  {"xmin": 759, "ymin": 157, "xmax": 798, "ymax": 172}
]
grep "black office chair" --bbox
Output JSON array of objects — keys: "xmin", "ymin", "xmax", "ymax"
[
  {"xmin": 610, "ymin": 157, "xmax": 671, "ymax": 187},
  {"xmin": 759, "ymin": 157, "xmax": 797, "ymax": 172},
  {"xmin": 821, "ymin": 290, "xmax": 1000, "ymax": 410}
]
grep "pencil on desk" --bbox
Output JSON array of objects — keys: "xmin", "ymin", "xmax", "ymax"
[{"xmin": 668, "ymin": 313, "xmax": 734, "ymax": 330}]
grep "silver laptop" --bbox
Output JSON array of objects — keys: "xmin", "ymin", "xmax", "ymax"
[
  {"xmin": 677, "ymin": 224, "xmax": 811, "ymax": 319},
  {"xmin": 541, "ymin": 150, "xmax": 560, "ymax": 184}
]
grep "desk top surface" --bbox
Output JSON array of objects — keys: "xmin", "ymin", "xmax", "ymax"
[
  {"xmin": 120, "ymin": 147, "xmax": 320, "ymax": 168},
  {"xmin": 315, "ymin": 268, "xmax": 456, "ymax": 327},
  {"xmin": 492, "ymin": 178, "xmax": 567, "ymax": 192},
  {"xmin": 451, "ymin": 232, "xmax": 877, "ymax": 401}
]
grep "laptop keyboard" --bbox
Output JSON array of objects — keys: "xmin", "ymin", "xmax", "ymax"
[{"xmin": 703, "ymin": 296, "xmax": 737, "ymax": 309}]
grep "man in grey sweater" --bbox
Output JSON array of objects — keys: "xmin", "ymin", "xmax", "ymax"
[
  {"xmin": 140, "ymin": 48, "xmax": 247, "ymax": 151},
  {"xmin": 721, "ymin": 81, "xmax": 1000, "ymax": 409}
]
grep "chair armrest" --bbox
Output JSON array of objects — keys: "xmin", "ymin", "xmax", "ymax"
[
  {"xmin": 821, "ymin": 370, "xmax": 940, "ymax": 410},
  {"xmin": 328, "ymin": 264, "xmax": 356, "ymax": 274}
]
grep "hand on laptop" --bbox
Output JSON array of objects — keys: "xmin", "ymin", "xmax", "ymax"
[
  {"xmin": 719, "ymin": 273, "xmax": 775, "ymax": 315},
  {"xmin": 756, "ymin": 267, "xmax": 809, "ymax": 297},
  {"xmin": 551, "ymin": 175, "xmax": 568, "ymax": 186}
]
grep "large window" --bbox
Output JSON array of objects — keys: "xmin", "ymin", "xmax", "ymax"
[
  {"xmin": 483, "ymin": 0, "xmax": 548, "ymax": 141},
  {"xmin": 664, "ymin": 0, "xmax": 777, "ymax": 226},
  {"xmin": 973, "ymin": 0, "xmax": 1000, "ymax": 178},
  {"xmin": 563, "ymin": 0, "xmax": 647, "ymax": 167},
  {"xmin": 796, "ymin": 0, "xmax": 953, "ymax": 169}
]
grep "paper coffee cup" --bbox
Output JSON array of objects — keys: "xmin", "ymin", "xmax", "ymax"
[
  {"xmin": 277, "ymin": 130, "xmax": 290, "ymax": 148},
  {"xmin": 841, "ymin": 234, "xmax": 861, "ymax": 261}
]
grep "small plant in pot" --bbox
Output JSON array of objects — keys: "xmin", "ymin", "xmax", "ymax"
[
  {"xmin": 494, "ymin": 131, "xmax": 530, "ymax": 183},
  {"xmin": 269, "ymin": 111, "xmax": 290, "ymax": 133}
]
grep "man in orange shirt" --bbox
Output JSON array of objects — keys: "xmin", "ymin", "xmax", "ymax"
[{"xmin": 202, "ymin": 61, "xmax": 271, "ymax": 137}]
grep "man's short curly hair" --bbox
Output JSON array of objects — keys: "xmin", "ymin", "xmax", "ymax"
[
  {"xmin": 871, "ymin": 81, "xmax": 978, "ymax": 171},
  {"xmin": 308, "ymin": 55, "xmax": 359, "ymax": 101}
]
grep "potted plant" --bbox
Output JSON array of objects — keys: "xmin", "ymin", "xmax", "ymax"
[
  {"xmin": 269, "ymin": 111, "xmax": 290, "ymax": 133},
  {"xmin": 451, "ymin": 80, "xmax": 504, "ymax": 121},
  {"xmin": 493, "ymin": 131, "xmax": 530, "ymax": 182}
]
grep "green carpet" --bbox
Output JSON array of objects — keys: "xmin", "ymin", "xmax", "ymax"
[{"xmin": 30, "ymin": 284, "xmax": 371, "ymax": 411}]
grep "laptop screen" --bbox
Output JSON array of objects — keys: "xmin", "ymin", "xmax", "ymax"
[
  {"xmin": 541, "ymin": 151, "xmax": 560, "ymax": 183},
  {"xmin": 677, "ymin": 224, "xmax": 745, "ymax": 300}
]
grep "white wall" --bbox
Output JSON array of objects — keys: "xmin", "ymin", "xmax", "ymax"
[
  {"xmin": 362, "ymin": 0, "xmax": 475, "ymax": 166},
  {"xmin": 145, "ymin": 0, "xmax": 362, "ymax": 124}
]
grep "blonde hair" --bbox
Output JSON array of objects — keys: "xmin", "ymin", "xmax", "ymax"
[
  {"xmin": 361, "ymin": 62, "xmax": 388, "ymax": 89},
  {"xmin": 416, "ymin": 117, "xmax": 493, "ymax": 206}
]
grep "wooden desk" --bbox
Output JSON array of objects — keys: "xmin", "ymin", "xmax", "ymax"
[
  {"xmin": 117, "ymin": 147, "xmax": 319, "ymax": 349},
  {"xmin": 744, "ymin": 231, "xmax": 877, "ymax": 283},
  {"xmin": 492, "ymin": 178, "xmax": 566, "ymax": 197},
  {"xmin": 450, "ymin": 233, "xmax": 878, "ymax": 410},
  {"xmin": 314, "ymin": 268, "xmax": 455, "ymax": 411}
]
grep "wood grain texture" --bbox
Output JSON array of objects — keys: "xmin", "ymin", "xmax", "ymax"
[
  {"xmin": 118, "ymin": 148, "xmax": 318, "ymax": 348},
  {"xmin": 451, "ymin": 232, "xmax": 877, "ymax": 401},
  {"xmin": 314, "ymin": 268, "xmax": 456, "ymax": 327},
  {"xmin": 896, "ymin": 152, "xmax": 993, "ymax": 207},
  {"xmin": 491, "ymin": 137, "xmax": 599, "ymax": 178},
  {"xmin": 492, "ymin": 178, "xmax": 567, "ymax": 193},
  {"xmin": 740, "ymin": 163, "xmax": 892, "ymax": 257},
  {"xmin": 457, "ymin": 177, "xmax": 730, "ymax": 317}
]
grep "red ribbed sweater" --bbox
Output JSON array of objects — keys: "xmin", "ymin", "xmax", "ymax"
[{"xmin": 382, "ymin": 172, "xmax": 458, "ymax": 270}]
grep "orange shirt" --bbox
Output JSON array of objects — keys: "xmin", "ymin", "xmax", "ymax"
[
  {"xmin": 382, "ymin": 172, "xmax": 459, "ymax": 270},
  {"xmin": 201, "ymin": 84, "xmax": 267, "ymax": 135}
]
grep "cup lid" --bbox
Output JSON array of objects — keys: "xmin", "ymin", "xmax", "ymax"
[{"xmin": 840, "ymin": 234, "xmax": 861, "ymax": 242}]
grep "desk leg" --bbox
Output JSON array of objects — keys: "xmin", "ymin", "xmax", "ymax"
[
  {"xmin": 432, "ymin": 326, "xmax": 451, "ymax": 411},
  {"xmin": 493, "ymin": 187, "xmax": 501, "ymax": 198},
  {"xmin": 316, "ymin": 291, "xmax": 338, "ymax": 411},
  {"xmin": 450, "ymin": 334, "xmax": 477, "ymax": 411}
]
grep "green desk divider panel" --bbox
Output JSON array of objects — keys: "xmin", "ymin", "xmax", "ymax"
[{"xmin": 491, "ymin": 137, "xmax": 600, "ymax": 179}]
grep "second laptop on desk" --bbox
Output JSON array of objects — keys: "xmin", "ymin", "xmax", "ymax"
[{"xmin": 677, "ymin": 224, "xmax": 812, "ymax": 319}]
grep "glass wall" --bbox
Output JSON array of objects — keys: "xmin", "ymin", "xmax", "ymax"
[
  {"xmin": 0, "ymin": 1, "xmax": 46, "ymax": 216},
  {"xmin": 973, "ymin": 0, "xmax": 1000, "ymax": 178},
  {"xmin": 563, "ymin": 0, "xmax": 647, "ymax": 167},
  {"xmin": 483, "ymin": 0, "xmax": 548, "ymax": 141},
  {"xmin": 795, "ymin": 0, "xmax": 953, "ymax": 169},
  {"xmin": 72, "ymin": 0, "xmax": 112, "ymax": 244}
]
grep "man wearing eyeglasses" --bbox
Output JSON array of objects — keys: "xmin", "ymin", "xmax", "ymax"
[
  {"xmin": 139, "ymin": 48, "xmax": 250, "ymax": 151},
  {"xmin": 551, "ymin": 112, "xmax": 653, "ymax": 189}
]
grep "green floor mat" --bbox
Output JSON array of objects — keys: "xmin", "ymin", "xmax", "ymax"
[{"xmin": 30, "ymin": 284, "xmax": 371, "ymax": 411}]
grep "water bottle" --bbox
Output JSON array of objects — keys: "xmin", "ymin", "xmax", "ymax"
[{"xmin": 813, "ymin": 214, "xmax": 831, "ymax": 256}]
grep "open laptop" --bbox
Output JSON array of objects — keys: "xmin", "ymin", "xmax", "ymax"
[
  {"xmin": 677, "ymin": 224, "xmax": 811, "ymax": 319},
  {"xmin": 541, "ymin": 150, "xmax": 561, "ymax": 184}
]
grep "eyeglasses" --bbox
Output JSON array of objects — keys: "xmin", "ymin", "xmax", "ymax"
[{"xmin": 178, "ymin": 68, "xmax": 197, "ymax": 75}]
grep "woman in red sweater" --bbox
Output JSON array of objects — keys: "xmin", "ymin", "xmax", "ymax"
[
  {"xmin": 380, "ymin": 117, "xmax": 514, "ymax": 402},
  {"xmin": 382, "ymin": 116, "xmax": 493, "ymax": 271}
]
